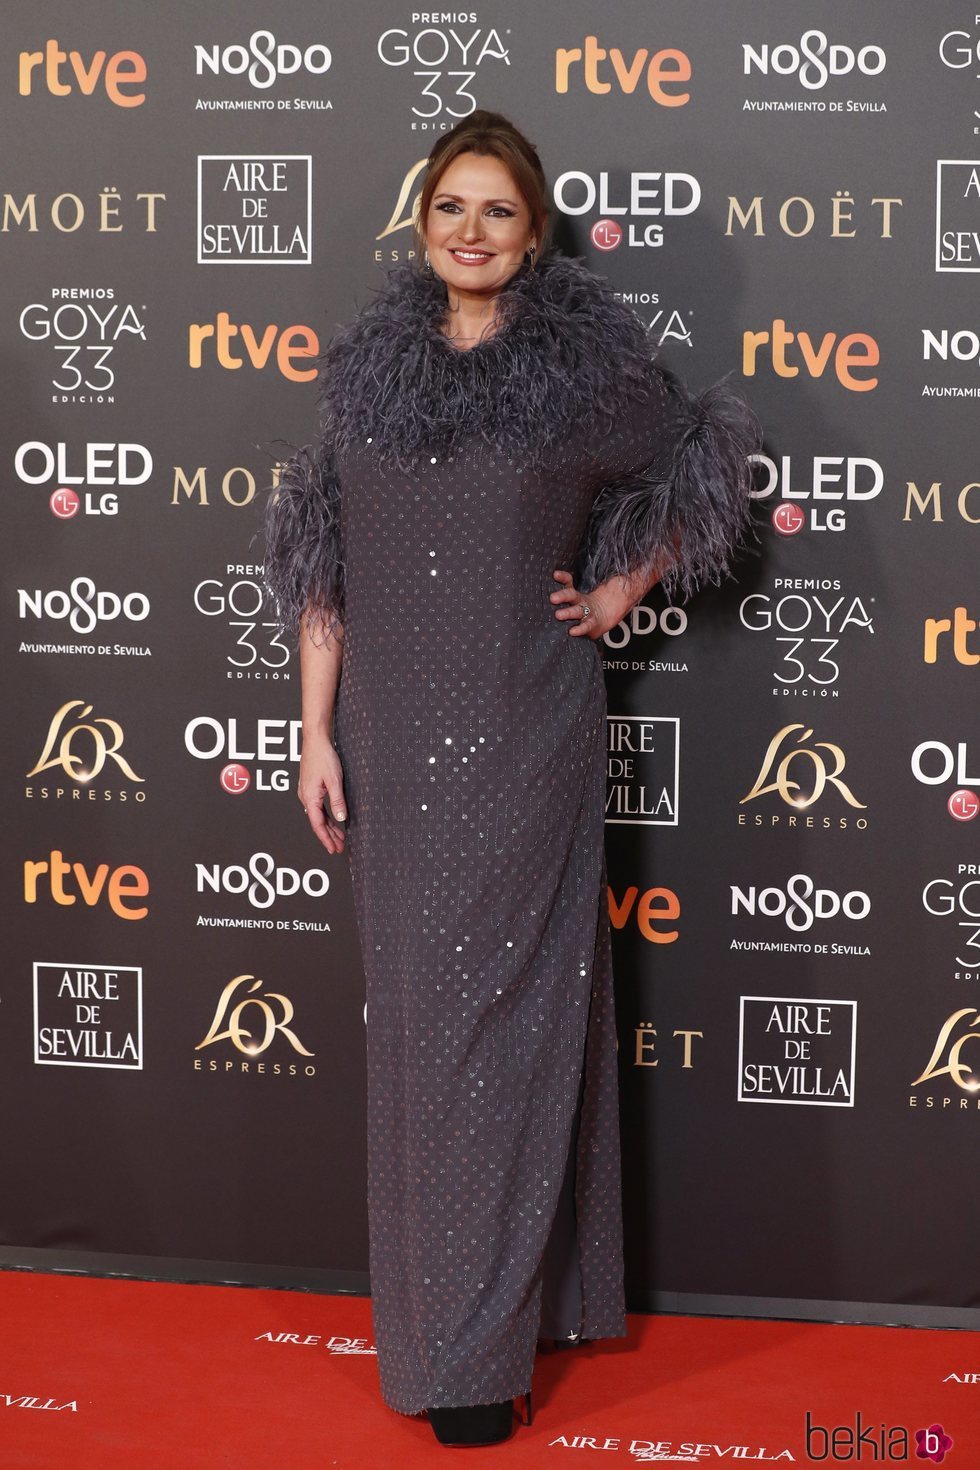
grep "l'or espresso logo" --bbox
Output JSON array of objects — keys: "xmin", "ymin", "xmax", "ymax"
[
  {"xmin": 26, "ymin": 700, "xmax": 146, "ymax": 803},
  {"xmin": 34, "ymin": 963, "xmax": 142, "ymax": 1069},
  {"xmin": 910, "ymin": 1008, "xmax": 980, "ymax": 1108},
  {"xmin": 605, "ymin": 715, "xmax": 679, "ymax": 826},
  {"xmin": 194, "ymin": 974, "xmax": 316, "ymax": 1077},
  {"xmin": 739, "ymin": 577, "xmax": 874, "ymax": 696},
  {"xmin": 739, "ymin": 997, "xmax": 857, "ymax": 1105},
  {"xmin": 922, "ymin": 866, "xmax": 980, "ymax": 980},
  {"xmin": 738, "ymin": 723, "xmax": 869, "ymax": 830},
  {"xmin": 24, "ymin": 851, "xmax": 149, "ymax": 919}
]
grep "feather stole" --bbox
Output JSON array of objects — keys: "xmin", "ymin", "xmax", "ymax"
[{"xmin": 262, "ymin": 253, "xmax": 763, "ymax": 639}]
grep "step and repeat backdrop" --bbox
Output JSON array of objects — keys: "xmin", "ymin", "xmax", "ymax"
[{"xmin": 3, "ymin": 2, "xmax": 979, "ymax": 1327}]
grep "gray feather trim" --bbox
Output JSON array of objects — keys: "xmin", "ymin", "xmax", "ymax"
[
  {"xmin": 311, "ymin": 252, "xmax": 657, "ymax": 474},
  {"xmin": 261, "ymin": 436, "xmax": 344, "ymax": 643},
  {"xmin": 575, "ymin": 369, "xmax": 764, "ymax": 605}
]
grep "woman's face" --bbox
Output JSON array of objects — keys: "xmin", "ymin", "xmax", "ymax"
[{"xmin": 423, "ymin": 151, "xmax": 536, "ymax": 294}]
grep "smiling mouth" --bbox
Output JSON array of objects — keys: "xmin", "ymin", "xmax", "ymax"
[{"xmin": 448, "ymin": 248, "xmax": 495, "ymax": 262}]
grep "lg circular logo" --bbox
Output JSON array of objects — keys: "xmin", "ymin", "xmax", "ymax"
[
  {"xmin": 773, "ymin": 502, "xmax": 806, "ymax": 537},
  {"xmin": 948, "ymin": 788, "xmax": 979, "ymax": 822},
  {"xmin": 50, "ymin": 487, "xmax": 80, "ymax": 519},
  {"xmin": 220, "ymin": 763, "xmax": 251, "ymax": 795},
  {"xmin": 590, "ymin": 219, "xmax": 623, "ymax": 252}
]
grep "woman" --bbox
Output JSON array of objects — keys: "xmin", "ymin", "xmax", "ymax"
[{"xmin": 263, "ymin": 110, "xmax": 762, "ymax": 1447}]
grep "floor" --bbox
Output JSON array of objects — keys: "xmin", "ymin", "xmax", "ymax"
[{"xmin": 0, "ymin": 1268, "xmax": 970, "ymax": 1467}]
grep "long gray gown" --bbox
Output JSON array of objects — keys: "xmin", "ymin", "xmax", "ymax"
[{"xmin": 262, "ymin": 253, "xmax": 761, "ymax": 1415}]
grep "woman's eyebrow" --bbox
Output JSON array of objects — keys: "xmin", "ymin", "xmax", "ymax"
[{"xmin": 433, "ymin": 192, "xmax": 519, "ymax": 206}]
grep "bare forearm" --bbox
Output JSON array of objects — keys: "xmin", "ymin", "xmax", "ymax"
[{"xmin": 299, "ymin": 607, "xmax": 344, "ymax": 738}]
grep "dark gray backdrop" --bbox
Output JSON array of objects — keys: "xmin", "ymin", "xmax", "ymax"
[{"xmin": 3, "ymin": 1, "xmax": 979, "ymax": 1329}]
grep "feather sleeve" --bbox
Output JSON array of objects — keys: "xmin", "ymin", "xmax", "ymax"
[
  {"xmin": 575, "ymin": 361, "xmax": 764, "ymax": 605},
  {"xmin": 261, "ymin": 431, "xmax": 345, "ymax": 645}
]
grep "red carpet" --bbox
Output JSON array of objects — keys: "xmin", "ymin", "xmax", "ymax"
[{"xmin": 0, "ymin": 1269, "xmax": 971, "ymax": 1467}]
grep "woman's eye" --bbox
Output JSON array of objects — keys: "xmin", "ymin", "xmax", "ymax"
[{"xmin": 434, "ymin": 203, "xmax": 515, "ymax": 218}]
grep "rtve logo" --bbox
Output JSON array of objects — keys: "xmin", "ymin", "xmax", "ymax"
[
  {"xmin": 744, "ymin": 321, "xmax": 879, "ymax": 390},
  {"xmin": 18, "ymin": 40, "xmax": 146, "ymax": 106},
  {"xmin": 924, "ymin": 607, "xmax": 980, "ymax": 665},
  {"xmin": 189, "ymin": 316, "xmax": 318, "ymax": 380},
  {"xmin": 555, "ymin": 37, "xmax": 691, "ymax": 105},
  {"xmin": 24, "ymin": 850, "xmax": 149, "ymax": 920},
  {"xmin": 608, "ymin": 885, "xmax": 680, "ymax": 944}
]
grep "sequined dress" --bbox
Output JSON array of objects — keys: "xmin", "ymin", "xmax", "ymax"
[{"xmin": 262, "ymin": 253, "xmax": 761, "ymax": 1415}]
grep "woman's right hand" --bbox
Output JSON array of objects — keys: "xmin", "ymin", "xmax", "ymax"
[{"xmin": 298, "ymin": 729, "xmax": 348, "ymax": 854}]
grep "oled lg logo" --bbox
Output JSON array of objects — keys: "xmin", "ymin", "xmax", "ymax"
[
  {"xmin": 184, "ymin": 717, "xmax": 301, "ymax": 793},
  {"xmin": 16, "ymin": 440, "xmax": 152, "ymax": 518},
  {"xmin": 751, "ymin": 453, "xmax": 883, "ymax": 537},
  {"xmin": 911, "ymin": 740, "xmax": 979, "ymax": 821},
  {"xmin": 554, "ymin": 170, "xmax": 699, "ymax": 251}
]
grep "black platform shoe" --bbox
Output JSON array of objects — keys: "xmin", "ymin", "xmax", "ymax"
[
  {"xmin": 538, "ymin": 1330, "xmax": 589, "ymax": 1351},
  {"xmin": 428, "ymin": 1390, "xmax": 532, "ymax": 1446}
]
